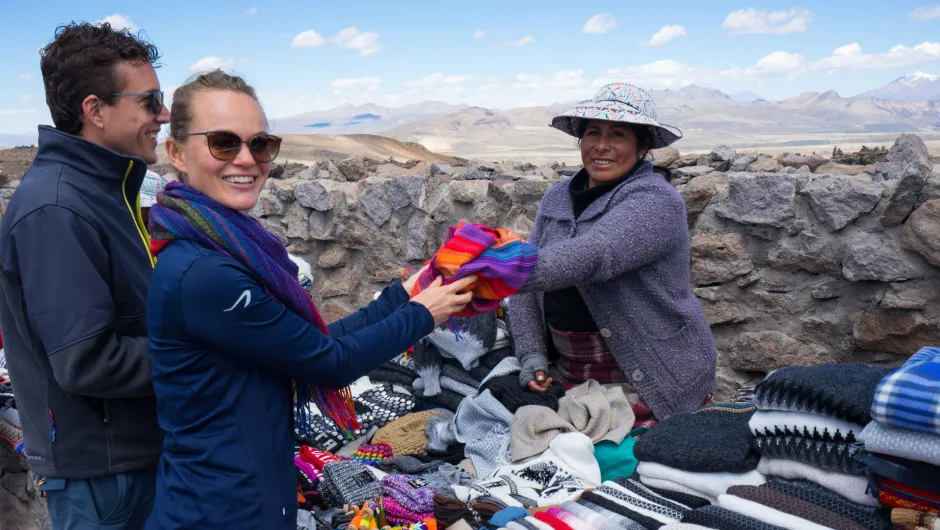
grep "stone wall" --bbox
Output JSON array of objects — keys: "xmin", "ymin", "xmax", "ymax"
[{"xmin": 243, "ymin": 134, "xmax": 940, "ymax": 397}]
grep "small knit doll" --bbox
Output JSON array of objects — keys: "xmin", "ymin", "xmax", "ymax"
[{"xmin": 407, "ymin": 221, "xmax": 537, "ymax": 319}]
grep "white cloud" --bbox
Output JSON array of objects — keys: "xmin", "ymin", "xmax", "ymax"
[
  {"xmin": 19, "ymin": 95, "xmax": 32, "ymax": 103},
  {"xmin": 331, "ymin": 27, "xmax": 384, "ymax": 56},
  {"xmin": 292, "ymin": 30, "xmax": 326, "ymax": 48},
  {"xmin": 722, "ymin": 51, "xmax": 807, "ymax": 80},
  {"xmin": 474, "ymin": 29, "xmax": 487, "ymax": 38},
  {"xmin": 94, "ymin": 14, "xmax": 139, "ymax": 32},
  {"xmin": 812, "ymin": 41, "xmax": 940, "ymax": 70},
  {"xmin": 17, "ymin": 73, "xmax": 32, "ymax": 80},
  {"xmin": 404, "ymin": 73, "xmax": 474, "ymax": 89},
  {"xmin": 511, "ymin": 69, "xmax": 584, "ymax": 90},
  {"xmin": 583, "ymin": 13, "xmax": 617, "ymax": 34},
  {"xmin": 595, "ymin": 60, "xmax": 705, "ymax": 89},
  {"xmin": 245, "ymin": 7, "xmax": 258, "ymax": 14},
  {"xmin": 330, "ymin": 76, "xmax": 381, "ymax": 94},
  {"xmin": 723, "ymin": 8, "xmax": 812, "ymax": 35},
  {"xmin": 189, "ymin": 56, "xmax": 236, "ymax": 73},
  {"xmin": 910, "ymin": 5, "xmax": 940, "ymax": 20},
  {"xmin": 503, "ymin": 35, "xmax": 535, "ymax": 48},
  {"xmin": 642, "ymin": 25, "xmax": 687, "ymax": 46}
]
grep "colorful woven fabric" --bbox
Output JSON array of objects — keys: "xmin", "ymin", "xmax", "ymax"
[
  {"xmin": 873, "ymin": 476, "xmax": 940, "ymax": 513},
  {"xmin": 381, "ymin": 474, "xmax": 435, "ymax": 513},
  {"xmin": 872, "ymin": 346, "xmax": 940, "ymax": 436},
  {"xmin": 409, "ymin": 221, "xmax": 537, "ymax": 318},
  {"xmin": 351, "ymin": 443, "xmax": 394, "ymax": 466},
  {"xmin": 384, "ymin": 495, "xmax": 434, "ymax": 525},
  {"xmin": 149, "ymin": 182, "xmax": 358, "ymax": 437}
]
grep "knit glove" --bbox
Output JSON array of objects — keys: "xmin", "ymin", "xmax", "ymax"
[{"xmin": 518, "ymin": 353, "xmax": 549, "ymax": 388}]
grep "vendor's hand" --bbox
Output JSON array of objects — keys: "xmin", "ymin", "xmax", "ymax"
[
  {"xmin": 401, "ymin": 264, "xmax": 429, "ymax": 294},
  {"xmin": 412, "ymin": 275, "xmax": 477, "ymax": 326},
  {"xmin": 527, "ymin": 370, "xmax": 553, "ymax": 392}
]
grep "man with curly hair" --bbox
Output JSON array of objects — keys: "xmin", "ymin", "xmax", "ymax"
[{"xmin": 0, "ymin": 21, "xmax": 169, "ymax": 529}]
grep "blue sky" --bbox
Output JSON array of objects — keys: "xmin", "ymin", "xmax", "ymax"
[{"xmin": 2, "ymin": 0, "xmax": 940, "ymax": 134}]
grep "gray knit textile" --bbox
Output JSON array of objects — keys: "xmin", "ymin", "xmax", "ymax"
[
  {"xmin": 426, "ymin": 409, "xmax": 458, "ymax": 452},
  {"xmin": 754, "ymin": 363, "xmax": 892, "ymax": 425},
  {"xmin": 375, "ymin": 456, "xmax": 446, "ymax": 475},
  {"xmin": 682, "ymin": 505, "xmax": 787, "ymax": 530},
  {"xmin": 319, "ymin": 460, "xmax": 382, "ymax": 508},
  {"xmin": 442, "ymin": 363, "xmax": 482, "ymax": 389},
  {"xmin": 426, "ymin": 313, "xmax": 497, "ymax": 371},
  {"xmin": 454, "ymin": 389, "xmax": 514, "ymax": 478},
  {"xmin": 412, "ymin": 339, "xmax": 444, "ymax": 396},
  {"xmin": 762, "ymin": 478, "xmax": 890, "ymax": 530}
]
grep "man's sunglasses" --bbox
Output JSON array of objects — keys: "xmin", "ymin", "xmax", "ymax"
[
  {"xmin": 110, "ymin": 90, "xmax": 164, "ymax": 116},
  {"xmin": 178, "ymin": 131, "xmax": 282, "ymax": 163}
]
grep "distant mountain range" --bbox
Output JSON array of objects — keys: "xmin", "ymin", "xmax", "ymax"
[{"xmin": 855, "ymin": 72, "xmax": 940, "ymax": 101}]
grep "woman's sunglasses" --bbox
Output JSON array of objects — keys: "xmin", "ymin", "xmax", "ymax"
[{"xmin": 178, "ymin": 131, "xmax": 282, "ymax": 163}]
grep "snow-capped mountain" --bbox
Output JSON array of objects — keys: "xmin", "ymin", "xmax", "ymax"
[{"xmin": 855, "ymin": 72, "xmax": 940, "ymax": 101}]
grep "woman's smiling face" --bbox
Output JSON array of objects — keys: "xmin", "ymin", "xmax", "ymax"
[{"xmin": 580, "ymin": 120, "xmax": 641, "ymax": 188}]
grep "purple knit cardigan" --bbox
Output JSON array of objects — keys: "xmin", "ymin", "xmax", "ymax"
[{"xmin": 508, "ymin": 161, "xmax": 717, "ymax": 419}]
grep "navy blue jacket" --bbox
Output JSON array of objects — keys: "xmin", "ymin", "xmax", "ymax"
[
  {"xmin": 0, "ymin": 125, "xmax": 161, "ymax": 479},
  {"xmin": 145, "ymin": 240, "xmax": 434, "ymax": 529}
]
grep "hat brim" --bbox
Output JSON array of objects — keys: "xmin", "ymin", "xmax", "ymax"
[{"xmin": 550, "ymin": 102, "xmax": 682, "ymax": 149}]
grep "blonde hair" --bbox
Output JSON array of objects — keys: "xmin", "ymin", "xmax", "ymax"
[{"xmin": 169, "ymin": 69, "xmax": 262, "ymax": 140}]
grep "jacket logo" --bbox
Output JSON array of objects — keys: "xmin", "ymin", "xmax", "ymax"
[{"xmin": 224, "ymin": 290, "xmax": 251, "ymax": 312}]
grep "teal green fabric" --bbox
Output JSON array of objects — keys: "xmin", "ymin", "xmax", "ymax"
[{"xmin": 594, "ymin": 436, "xmax": 638, "ymax": 482}]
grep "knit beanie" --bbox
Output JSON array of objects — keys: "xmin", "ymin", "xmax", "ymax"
[
  {"xmin": 412, "ymin": 339, "xmax": 444, "ymax": 396},
  {"xmin": 633, "ymin": 403, "xmax": 759, "ymax": 473},
  {"xmin": 511, "ymin": 405, "xmax": 576, "ymax": 462},
  {"xmin": 350, "ymin": 443, "xmax": 394, "ymax": 467},
  {"xmin": 300, "ymin": 445, "xmax": 341, "ymax": 471},
  {"xmin": 295, "ymin": 457, "xmax": 320, "ymax": 490},
  {"xmin": 319, "ymin": 460, "xmax": 383, "ymax": 508},
  {"xmin": 425, "ymin": 409, "xmax": 458, "ymax": 452},
  {"xmin": 376, "ymin": 456, "xmax": 446, "ymax": 476},
  {"xmin": 754, "ymin": 363, "xmax": 893, "ymax": 425},
  {"xmin": 372, "ymin": 410, "xmax": 439, "ymax": 456},
  {"xmin": 426, "ymin": 312, "xmax": 498, "ymax": 371},
  {"xmin": 557, "ymin": 380, "xmax": 634, "ymax": 445},
  {"xmin": 595, "ymin": 438, "xmax": 639, "ymax": 483},
  {"xmin": 357, "ymin": 384, "xmax": 416, "ymax": 428},
  {"xmin": 383, "ymin": 495, "xmax": 434, "ymax": 525},
  {"xmin": 479, "ymin": 374, "xmax": 566, "ymax": 414},
  {"xmin": 382, "ymin": 474, "xmax": 436, "ymax": 513}
]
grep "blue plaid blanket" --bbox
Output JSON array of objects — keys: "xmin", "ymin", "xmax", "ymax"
[{"xmin": 871, "ymin": 346, "xmax": 940, "ymax": 435}]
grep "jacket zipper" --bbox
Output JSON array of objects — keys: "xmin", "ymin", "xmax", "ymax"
[
  {"xmin": 103, "ymin": 400, "xmax": 113, "ymax": 471},
  {"xmin": 122, "ymin": 161, "xmax": 156, "ymax": 268}
]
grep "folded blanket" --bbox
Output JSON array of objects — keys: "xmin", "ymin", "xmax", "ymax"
[
  {"xmin": 681, "ymin": 505, "xmax": 787, "ymax": 530},
  {"xmin": 752, "ymin": 434, "xmax": 863, "ymax": 475},
  {"xmin": 763, "ymin": 478, "xmax": 889, "ymax": 530},
  {"xmin": 728, "ymin": 485, "xmax": 866, "ymax": 530},
  {"xmin": 579, "ymin": 491, "xmax": 666, "ymax": 530},
  {"xmin": 642, "ymin": 480, "xmax": 713, "ymax": 509},
  {"xmin": 636, "ymin": 461, "xmax": 766, "ymax": 499},
  {"xmin": 756, "ymin": 457, "xmax": 878, "ymax": 506},
  {"xmin": 717, "ymin": 493, "xmax": 830, "ymax": 530},
  {"xmin": 870, "ymin": 475, "xmax": 940, "ymax": 513},
  {"xmin": 635, "ymin": 403, "xmax": 758, "ymax": 473},
  {"xmin": 859, "ymin": 421, "xmax": 940, "ymax": 467},
  {"xmin": 872, "ymin": 346, "xmax": 940, "ymax": 436},
  {"xmin": 560, "ymin": 501, "xmax": 645, "ymax": 530},
  {"xmin": 749, "ymin": 409, "xmax": 865, "ymax": 474},
  {"xmin": 557, "ymin": 380, "xmax": 634, "ymax": 445},
  {"xmin": 542, "ymin": 507, "xmax": 598, "ymax": 530},
  {"xmin": 754, "ymin": 363, "xmax": 893, "ymax": 426}
]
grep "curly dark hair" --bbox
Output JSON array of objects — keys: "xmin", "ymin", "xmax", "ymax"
[{"xmin": 39, "ymin": 22, "xmax": 161, "ymax": 134}]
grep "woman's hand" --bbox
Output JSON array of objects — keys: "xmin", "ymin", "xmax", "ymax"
[
  {"xmin": 527, "ymin": 370, "xmax": 554, "ymax": 392},
  {"xmin": 412, "ymin": 275, "xmax": 477, "ymax": 326},
  {"xmin": 401, "ymin": 264, "xmax": 429, "ymax": 294}
]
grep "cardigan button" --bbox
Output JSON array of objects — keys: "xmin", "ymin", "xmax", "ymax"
[
  {"xmin": 632, "ymin": 369, "xmax": 645, "ymax": 382},
  {"xmin": 599, "ymin": 328, "xmax": 612, "ymax": 338}
]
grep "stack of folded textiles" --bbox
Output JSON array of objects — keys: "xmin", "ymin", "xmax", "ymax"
[
  {"xmin": 750, "ymin": 363, "xmax": 891, "ymax": 508},
  {"xmin": 634, "ymin": 403, "xmax": 766, "ymax": 503},
  {"xmin": 859, "ymin": 346, "xmax": 940, "ymax": 527}
]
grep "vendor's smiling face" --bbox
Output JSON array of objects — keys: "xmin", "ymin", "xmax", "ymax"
[{"xmin": 580, "ymin": 120, "xmax": 640, "ymax": 188}]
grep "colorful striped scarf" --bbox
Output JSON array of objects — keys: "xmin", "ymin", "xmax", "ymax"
[
  {"xmin": 148, "ymin": 181, "xmax": 359, "ymax": 438},
  {"xmin": 408, "ymin": 221, "xmax": 537, "ymax": 317}
]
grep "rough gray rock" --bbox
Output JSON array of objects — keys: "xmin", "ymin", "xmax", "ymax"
[
  {"xmin": 853, "ymin": 308, "xmax": 940, "ymax": 355},
  {"xmin": 336, "ymin": 156, "xmax": 376, "ymax": 182},
  {"xmin": 283, "ymin": 202, "xmax": 311, "ymax": 240},
  {"xmin": 730, "ymin": 153, "xmax": 759, "ymax": 172},
  {"xmin": 901, "ymin": 199, "xmax": 940, "ymax": 267},
  {"xmin": 730, "ymin": 331, "xmax": 840, "ymax": 371},
  {"xmin": 882, "ymin": 133, "xmax": 933, "ymax": 181},
  {"xmin": 800, "ymin": 175, "xmax": 884, "ymax": 231},
  {"xmin": 651, "ymin": 147, "xmax": 680, "ymax": 168},
  {"xmin": 430, "ymin": 162, "xmax": 456, "ymax": 179},
  {"xmin": 767, "ymin": 232, "xmax": 842, "ymax": 275},
  {"xmin": 710, "ymin": 145, "xmax": 737, "ymax": 163},
  {"xmin": 746, "ymin": 157, "xmax": 783, "ymax": 173},
  {"xmin": 450, "ymin": 180, "xmax": 490, "ymax": 203},
  {"xmin": 317, "ymin": 244, "xmax": 349, "ymax": 269},
  {"xmin": 779, "ymin": 152, "xmax": 828, "ymax": 171},
  {"xmin": 690, "ymin": 233, "xmax": 754, "ymax": 285},
  {"xmin": 843, "ymin": 232, "xmax": 923, "ymax": 282},
  {"xmin": 716, "ymin": 173, "xmax": 797, "ymax": 228},
  {"xmin": 881, "ymin": 164, "xmax": 928, "ymax": 226},
  {"xmin": 293, "ymin": 180, "xmax": 344, "ymax": 211},
  {"xmin": 406, "ymin": 212, "xmax": 433, "ymax": 261},
  {"xmin": 676, "ymin": 166, "xmax": 715, "ymax": 180},
  {"xmin": 359, "ymin": 180, "xmax": 392, "ymax": 226}
]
